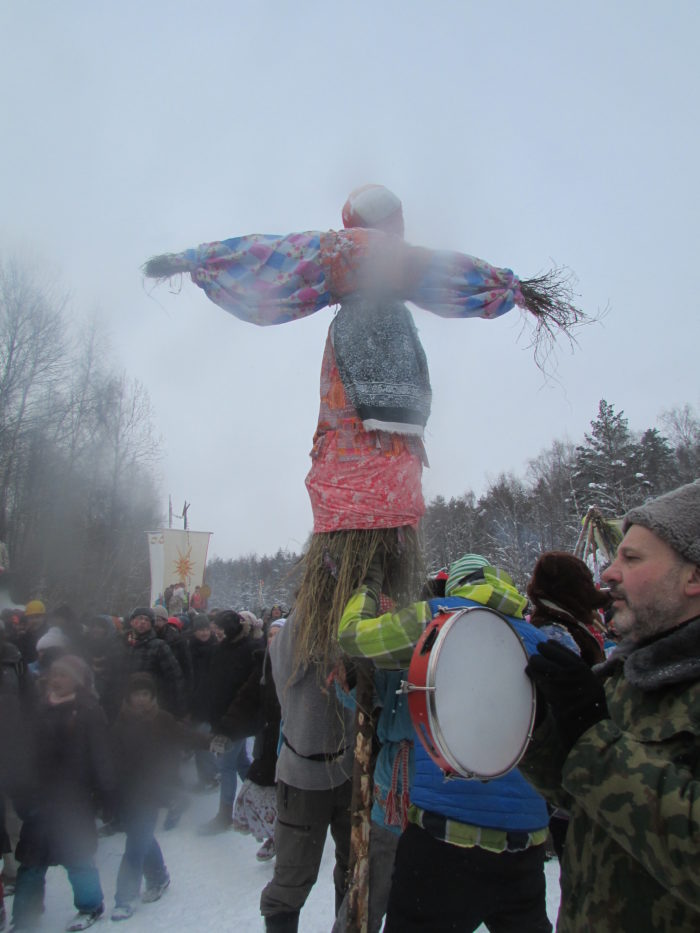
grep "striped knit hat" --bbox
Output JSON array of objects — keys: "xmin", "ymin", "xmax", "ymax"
[{"xmin": 445, "ymin": 554, "xmax": 491, "ymax": 596}]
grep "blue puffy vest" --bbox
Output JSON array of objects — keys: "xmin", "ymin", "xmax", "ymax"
[{"xmin": 409, "ymin": 596, "xmax": 548, "ymax": 832}]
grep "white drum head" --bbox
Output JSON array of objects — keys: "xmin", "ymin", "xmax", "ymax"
[{"xmin": 429, "ymin": 608, "xmax": 535, "ymax": 779}]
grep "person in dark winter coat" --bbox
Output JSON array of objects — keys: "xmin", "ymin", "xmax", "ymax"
[
  {"xmin": 188, "ymin": 617, "xmax": 217, "ymax": 722},
  {"xmin": 187, "ymin": 616, "xmax": 219, "ymax": 790},
  {"xmin": 199, "ymin": 611, "xmax": 257, "ymax": 834},
  {"xmin": 152, "ymin": 606, "xmax": 193, "ymax": 696},
  {"xmin": 526, "ymin": 552, "xmax": 609, "ymax": 860},
  {"xmin": 109, "ymin": 673, "xmax": 208, "ymax": 922},
  {"xmin": 11, "ymin": 655, "xmax": 116, "ymax": 932},
  {"xmin": 0, "ymin": 621, "xmax": 33, "ymax": 929},
  {"xmin": 527, "ymin": 552, "xmax": 609, "ymax": 666},
  {"xmin": 231, "ymin": 620, "xmax": 284, "ymax": 861},
  {"xmin": 10, "ymin": 601, "xmax": 48, "ymax": 665},
  {"xmin": 81, "ymin": 615, "xmax": 127, "ymax": 724},
  {"xmin": 0, "ymin": 620, "xmax": 31, "ymax": 703},
  {"xmin": 124, "ymin": 609, "xmax": 185, "ymax": 718}
]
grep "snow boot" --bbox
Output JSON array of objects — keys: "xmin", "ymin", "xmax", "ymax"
[
  {"xmin": 110, "ymin": 905, "xmax": 133, "ymax": 922},
  {"xmin": 264, "ymin": 911, "xmax": 299, "ymax": 932},
  {"xmin": 255, "ymin": 838, "xmax": 275, "ymax": 861},
  {"xmin": 141, "ymin": 875, "xmax": 170, "ymax": 904},
  {"xmin": 65, "ymin": 904, "xmax": 104, "ymax": 931}
]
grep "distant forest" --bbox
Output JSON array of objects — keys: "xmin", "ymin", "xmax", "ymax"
[{"xmin": 206, "ymin": 398, "xmax": 700, "ymax": 610}]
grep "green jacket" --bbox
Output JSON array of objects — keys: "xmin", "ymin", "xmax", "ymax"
[{"xmin": 521, "ymin": 616, "xmax": 700, "ymax": 932}]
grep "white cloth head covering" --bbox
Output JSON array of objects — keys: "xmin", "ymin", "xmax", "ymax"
[{"xmin": 342, "ymin": 184, "xmax": 404, "ymax": 236}]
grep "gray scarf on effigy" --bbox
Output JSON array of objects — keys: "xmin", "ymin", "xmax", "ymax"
[{"xmin": 331, "ymin": 297, "xmax": 432, "ymax": 435}]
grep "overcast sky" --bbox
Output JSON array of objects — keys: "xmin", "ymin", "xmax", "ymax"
[{"xmin": 2, "ymin": 1, "xmax": 698, "ymax": 561}]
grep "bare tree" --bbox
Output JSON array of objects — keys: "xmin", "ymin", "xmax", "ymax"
[
  {"xmin": 527, "ymin": 439, "xmax": 580, "ymax": 552},
  {"xmin": 478, "ymin": 474, "xmax": 537, "ymax": 588},
  {"xmin": 660, "ymin": 404, "xmax": 700, "ymax": 484},
  {"xmin": 0, "ymin": 254, "xmax": 163, "ymax": 613},
  {"xmin": 0, "ymin": 257, "xmax": 67, "ymax": 544}
]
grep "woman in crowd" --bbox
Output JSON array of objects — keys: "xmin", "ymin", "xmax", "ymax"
[{"xmin": 231, "ymin": 619, "xmax": 284, "ymax": 861}]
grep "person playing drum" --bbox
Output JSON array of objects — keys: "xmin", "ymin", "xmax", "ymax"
[{"xmin": 338, "ymin": 552, "xmax": 552, "ymax": 933}]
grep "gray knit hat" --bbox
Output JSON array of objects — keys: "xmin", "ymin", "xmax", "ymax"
[{"xmin": 622, "ymin": 480, "xmax": 700, "ymax": 564}]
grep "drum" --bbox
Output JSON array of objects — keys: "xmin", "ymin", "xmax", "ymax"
[{"xmin": 404, "ymin": 606, "xmax": 536, "ymax": 779}]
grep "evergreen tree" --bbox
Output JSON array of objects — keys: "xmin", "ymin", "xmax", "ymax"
[
  {"xmin": 633, "ymin": 428, "xmax": 678, "ymax": 497},
  {"xmin": 574, "ymin": 399, "xmax": 639, "ymax": 515}
]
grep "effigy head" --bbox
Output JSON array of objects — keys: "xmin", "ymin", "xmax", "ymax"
[{"xmin": 342, "ymin": 184, "xmax": 404, "ymax": 238}]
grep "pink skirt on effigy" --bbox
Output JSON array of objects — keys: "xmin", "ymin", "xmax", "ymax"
[{"xmin": 305, "ymin": 335, "xmax": 426, "ymax": 533}]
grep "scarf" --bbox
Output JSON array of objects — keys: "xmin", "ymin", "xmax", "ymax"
[
  {"xmin": 597, "ymin": 615, "xmax": 700, "ymax": 690},
  {"xmin": 331, "ymin": 298, "xmax": 432, "ymax": 435}
]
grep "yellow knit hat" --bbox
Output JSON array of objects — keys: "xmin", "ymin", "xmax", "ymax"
[{"xmin": 24, "ymin": 599, "xmax": 46, "ymax": 617}]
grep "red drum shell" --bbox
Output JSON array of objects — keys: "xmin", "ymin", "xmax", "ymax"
[{"xmin": 407, "ymin": 606, "xmax": 536, "ymax": 779}]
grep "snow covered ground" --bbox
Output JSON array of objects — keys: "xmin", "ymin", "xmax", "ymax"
[{"xmin": 6, "ymin": 763, "xmax": 562, "ymax": 932}]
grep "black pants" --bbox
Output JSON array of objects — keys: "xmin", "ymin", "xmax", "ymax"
[{"xmin": 384, "ymin": 822, "xmax": 552, "ymax": 933}]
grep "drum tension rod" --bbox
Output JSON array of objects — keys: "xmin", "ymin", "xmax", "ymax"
[{"xmin": 396, "ymin": 680, "xmax": 436, "ymax": 695}]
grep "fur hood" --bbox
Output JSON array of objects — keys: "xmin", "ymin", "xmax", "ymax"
[{"xmin": 596, "ymin": 615, "xmax": 700, "ymax": 691}]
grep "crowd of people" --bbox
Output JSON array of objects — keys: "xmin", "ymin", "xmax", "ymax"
[
  {"xmin": 0, "ymin": 480, "xmax": 699, "ymax": 932},
  {"xmin": 0, "ymin": 597, "xmax": 287, "ymax": 931}
]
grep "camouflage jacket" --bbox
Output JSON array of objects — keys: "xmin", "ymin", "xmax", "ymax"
[{"xmin": 521, "ymin": 615, "xmax": 700, "ymax": 932}]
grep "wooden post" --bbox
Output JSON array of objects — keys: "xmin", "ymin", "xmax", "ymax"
[{"xmin": 346, "ymin": 660, "xmax": 376, "ymax": 933}]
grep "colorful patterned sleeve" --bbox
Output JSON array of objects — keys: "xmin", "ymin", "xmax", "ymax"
[
  {"xmin": 338, "ymin": 585, "xmax": 431, "ymax": 669},
  {"xmin": 321, "ymin": 230, "xmax": 523, "ymax": 320},
  {"xmin": 176, "ymin": 229, "xmax": 523, "ymax": 327},
  {"xmin": 409, "ymin": 247, "xmax": 524, "ymax": 320},
  {"xmin": 184, "ymin": 232, "xmax": 330, "ymax": 326}
]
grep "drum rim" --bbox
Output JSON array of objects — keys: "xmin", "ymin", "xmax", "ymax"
[{"xmin": 424, "ymin": 606, "xmax": 536, "ymax": 779}]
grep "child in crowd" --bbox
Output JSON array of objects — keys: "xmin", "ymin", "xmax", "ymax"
[{"xmin": 110, "ymin": 673, "xmax": 207, "ymax": 921}]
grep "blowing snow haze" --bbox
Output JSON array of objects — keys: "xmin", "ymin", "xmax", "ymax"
[{"xmin": 1, "ymin": 1, "xmax": 698, "ymax": 560}]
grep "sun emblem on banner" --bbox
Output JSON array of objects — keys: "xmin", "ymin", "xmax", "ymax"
[{"xmin": 173, "ymin": 547, "xmax": 195, "ymax": 582}]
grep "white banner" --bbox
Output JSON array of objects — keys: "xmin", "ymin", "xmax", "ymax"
[{"xmin": 147, "ymin": 529, "xmax": 212, "ymax": 607}]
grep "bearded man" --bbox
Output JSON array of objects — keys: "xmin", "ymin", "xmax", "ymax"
[{"xmin": 522, "ymin": 480, "xmax": 700, "ymax": 932}]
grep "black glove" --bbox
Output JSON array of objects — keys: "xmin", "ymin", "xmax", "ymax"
[{"xmin": 526, "ymin": 640, "xmax": 609, "ymax": 753}]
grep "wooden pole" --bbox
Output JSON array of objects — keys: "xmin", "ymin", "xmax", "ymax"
[{"xmin": 346, "ymin": 660, "xmax": 376, "ymax": 933}]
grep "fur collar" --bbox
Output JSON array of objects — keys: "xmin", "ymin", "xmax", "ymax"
[{"xmin": 596, "ymin": 615, "xmax": 700, "ymax": 691}]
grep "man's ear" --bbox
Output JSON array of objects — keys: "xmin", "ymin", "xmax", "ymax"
[{"xmin": 685, "ymin": 564, "xmax": 700, "ymax": 598}]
